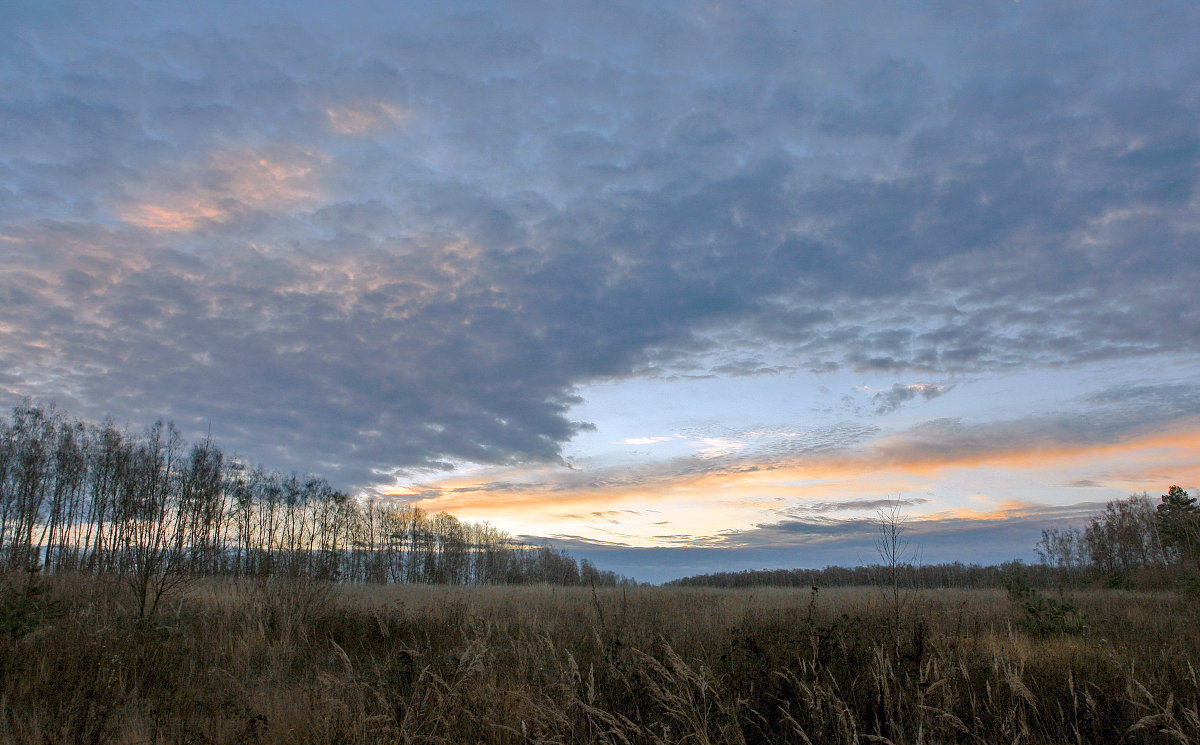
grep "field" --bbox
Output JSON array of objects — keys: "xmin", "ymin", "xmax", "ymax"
[{"xmin": 1, "ymin": 573, "xmax": 1198, "ymax": 744}]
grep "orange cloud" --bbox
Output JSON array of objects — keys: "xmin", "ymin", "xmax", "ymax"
[
  {"xmin": 119, "ymin": 201, "xmax": 227, "ymax": 232},
  {"xmin": 118, "ymin": 147, "xmax": 326, "ymax": 231},
  {"xmin": 925, "ymin": 500, "xmax": 1044, "ymax": 522},
  {"xmin": 389, "ymin": 422, "xmax": 1200, "ymax": 529}
]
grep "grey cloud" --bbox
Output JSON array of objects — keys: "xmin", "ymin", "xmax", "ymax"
[
  {"xmin": 869, "ymin": 380, "xmax": 1200, "ymax": 470},
  {"xmin": 729, "ymin": 501, "xmax": 1106, "ymax": 552},
  {"xmin": 818, "ymin": 58, "xmax": 935, "ymax": 137},
  {"xmin": 872, "ymin": 383, "xmax": 955, "ymax": 415},
  {"xmin": 527, "ymin": 534, "xmax": 630, "ymax": 549},
  {"xmin": 2, "ymin": 1, "xmax": 1199, "ymax": 487},
  {"xmin": 1085, "ymin": 383, "xmax": 1200, "ymax": 411},
  {"xmin": 778, "ymin": 498, "xmax": 931, "ymax": 516},
  {"xmin": 708, "ymin": 360, "xmax": 790, "ymax": 377}
]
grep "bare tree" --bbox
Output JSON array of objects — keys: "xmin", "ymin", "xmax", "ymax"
[
  {"xmin": 1036, "ymin": 527, "xmax": 1091, "ymax": 587},
  {"xmin": 873, "ymin": 497, "xmax": 913, "ymax": 639},
  {"xmin": 119, "ymin": 422, "xmax": 195, "ymax": 620}
]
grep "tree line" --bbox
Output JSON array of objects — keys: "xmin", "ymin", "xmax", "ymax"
[
  {"xmin": 0, "ymin": 403, "xmax": 628, "ymax": 617},
  {"xmin": 664, "ymin": 560, "xmax": 1066, "ymax": 589},
  {"xmin": 1036, "ymin": 486, "xmax": 1199, "ymax": 586}
]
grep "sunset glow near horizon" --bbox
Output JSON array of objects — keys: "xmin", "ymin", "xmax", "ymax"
[{"xmin": 3, "ymin": 1, "xmax": 1198, "ymax": 581}]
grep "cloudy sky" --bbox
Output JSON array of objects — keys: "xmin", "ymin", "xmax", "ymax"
[{"xmin": 3, "ymin": 0, "xmax": 1198, "ymax": 581}]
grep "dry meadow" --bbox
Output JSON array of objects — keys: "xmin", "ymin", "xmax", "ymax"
[{"xmin": 1, "ymin": 573, "xmax": 1196, "ymax": 744}]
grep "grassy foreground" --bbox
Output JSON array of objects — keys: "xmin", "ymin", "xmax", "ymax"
[{"xmin": 1, "ymin": 573, "xmax": 1197, "ymax": 744}]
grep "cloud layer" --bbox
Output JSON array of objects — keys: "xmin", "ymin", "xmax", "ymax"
[
  {"xmin": 403, "ymin": 384, "xmax": 1200, "ymax": 524},
  {"xmin": 2, "ymin": 0, "xmax": 1199, "ymax": 492}
]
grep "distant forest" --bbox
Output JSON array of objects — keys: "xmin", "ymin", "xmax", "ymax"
[
  {"xmin": 0, "ymin": 403, "xmax": 629, "ymax": 616},
  {"xmin": 666, "ymin": 561, "xmax": 1066, "ymax": 589},
  {"xmin": 669, "ymin": 485, "xmax": 1200, "ymax": 590}
]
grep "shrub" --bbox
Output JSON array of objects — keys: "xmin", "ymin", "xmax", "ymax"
[{"xmin": 1006, "ymin": 574, "xmax": 1087, "ymax": 635}]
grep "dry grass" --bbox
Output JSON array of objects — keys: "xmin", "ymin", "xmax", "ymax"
[{"xmin": 1, "ymin": 574, "xmax": 1198, "ymax": 744}]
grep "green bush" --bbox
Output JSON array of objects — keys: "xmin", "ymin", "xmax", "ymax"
[
  {"xmin": 1006, "ymin": 575, "xmax": 1088, "ymax": 635},
  {"xmin": 0, "ymin": 576, "xmax": 63, "ymax": 639}
]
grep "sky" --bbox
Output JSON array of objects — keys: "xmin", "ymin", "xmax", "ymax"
[{"xmin": 2, "ymin": 0, "xmax": 1198, "ymax": 582}]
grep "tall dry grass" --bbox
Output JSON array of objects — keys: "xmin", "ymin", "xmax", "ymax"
[{"xmin": 0, "ymin": 573, "xmax": 1197, "ymax": 744}]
